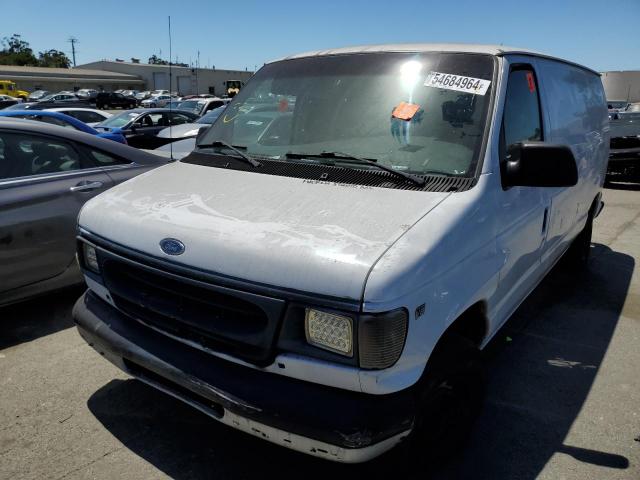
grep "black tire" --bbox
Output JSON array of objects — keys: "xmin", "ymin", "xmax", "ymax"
[
  {"xmin": 565, "ymin": 210, "xmax": 593, "ymax": 268},
  {"xmin": 406, "ymin": 334, "xmax": 485, "ymax": 465}
]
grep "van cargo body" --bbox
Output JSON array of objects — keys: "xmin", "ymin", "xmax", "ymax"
[{"xmin": 73, "ymin": 44, "xmax": 608, "ymax": 462}]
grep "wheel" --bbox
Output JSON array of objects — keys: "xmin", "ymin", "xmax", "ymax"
[
  {"xmin": 406, "ymin": 334, "xmax": 485, "ymax": 464},
  {"xmin": 565, "ymin": 210, "xmax": 593, "ymax": 268},
  {"xmin": 103, "ymin": 103, "xmax": 110, "ymax": 110}
]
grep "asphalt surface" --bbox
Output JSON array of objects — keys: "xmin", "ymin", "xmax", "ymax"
[{"xmin": 1, "ymin": 184, "xmax": 639, "ymax": 480}]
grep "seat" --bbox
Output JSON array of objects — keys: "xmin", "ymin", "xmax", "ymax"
[{"xmin": 32, "ymin": 143, "xmax": 75, "ymax": 174}]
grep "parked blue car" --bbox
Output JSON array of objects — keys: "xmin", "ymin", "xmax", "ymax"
[{"xmin": 0, "ymin": 110, "xmax": 127, "ymax": 144}]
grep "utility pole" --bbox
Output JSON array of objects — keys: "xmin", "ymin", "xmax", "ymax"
[
  {"xmin": 68, "ymin": 37, "xmax": 78, "ymax": 67},
  {"xmin": 196, "ymin": 50, "xmax": 200, "ymax": 94}
]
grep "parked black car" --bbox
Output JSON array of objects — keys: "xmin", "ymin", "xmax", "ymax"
[
  {"xmin": 96, "ymin": 92, "xmax": 137, "ymax": 110},
  {"xmin": 608, "ymin": 112, "xmax": 640, "ymax": 181},
  {"xmin": 0, "ymin": 98, "xmax": 20, "ymax": 110},
  {"xmin": 94, "ymin": 108, "xmax": 199, "ymax": 149}
]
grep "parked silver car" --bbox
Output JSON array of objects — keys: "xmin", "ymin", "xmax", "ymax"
[
  {"xmin": 140, "ymin": 95, "xmax": 173, "ymax": 108},
  {"xmin": 174, "ymin": 97, "xmax": 230, "ymax": 116},
  {"xmin": 156, "ymin": 106, "xmax": 226, "ymax": 141},
  {"xmin": 0, "ymin": 118, "xmax": 169, "ymax": 306}
]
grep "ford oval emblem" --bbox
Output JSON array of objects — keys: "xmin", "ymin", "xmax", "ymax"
[{"xmin": 159, "ymin": 238, "xmax": 185, "ymax": 256}]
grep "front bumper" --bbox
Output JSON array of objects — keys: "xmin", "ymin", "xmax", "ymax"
[{"xmin": 73, "ymin": 291, "xmax": 414, "ymax": 463}]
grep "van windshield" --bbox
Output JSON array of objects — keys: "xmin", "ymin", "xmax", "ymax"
[{"xmin": 198, "ymin": 52, "xmax": 495, "ymax": 176}]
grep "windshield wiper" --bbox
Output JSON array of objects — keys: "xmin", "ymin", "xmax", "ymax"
[
  {"xmin": 197, "ymin": 140, "xmax": 261, "ymax": 168},
  {"xmin": 285, "ymin": 151, "xmax": 426, "ymax": 186}
]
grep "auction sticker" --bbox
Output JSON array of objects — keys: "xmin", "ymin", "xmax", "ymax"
[{"xmin": 424, "ymin": 71, "xmax": 491, "ymax": 96}]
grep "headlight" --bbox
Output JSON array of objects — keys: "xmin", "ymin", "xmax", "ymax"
[
  {"xmin": 305, "ymin": 309, "xmax": 353, "ymax": 356},
  {"xmin": 82, "ymin": 243, "xmax": 100, "ymax": 274},
  {"xmin": 359, "ymin": 309, "xmax": 408, "ymax": 369}
]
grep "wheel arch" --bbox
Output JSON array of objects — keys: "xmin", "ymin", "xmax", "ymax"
[
  {"xmin": 413, "ymin": 300, "xmax": 488, "ymax": 384},
  {"xmin": 407, "ymin": 299, "xmax": 489, "ymax": 396},
  {"xmin": 444, "ymin": 301, "xmax": 489, "ymax": 348}
]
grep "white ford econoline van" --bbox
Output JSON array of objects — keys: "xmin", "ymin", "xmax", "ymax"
[{"xmin": 74, "ymin": 44, "xmax": 609, "ymax": 463}]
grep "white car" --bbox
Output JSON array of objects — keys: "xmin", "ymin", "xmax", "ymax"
[
  {"xmin": 174, "ymin": 97, "xmax": 230, "ymax": 116},
  {"xmin": 140, "ymin": 95, "xmax": 173, "ymax": 108},
  {"xmin": 46, "ymin": 107, "xmax": 112, "ymax": 127},
  {"xmin": 156, "ymin": 106, "xmax": 225, "ymax": 141},
  {"xmin": 0, "ymin": 94, "xmax": 22, "ymax": 102},
  {"xmin": 74, "ymin": 44, "xmax": 608, "ymax": 464},
  {"xmin": 151, "ymin": 137, "xmax": 196, "ymax": 160}
]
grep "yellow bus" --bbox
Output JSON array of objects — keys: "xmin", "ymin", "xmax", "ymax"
[{"xmin": 0, "ymin": 80, "xmax": 29, "ymax": 100}]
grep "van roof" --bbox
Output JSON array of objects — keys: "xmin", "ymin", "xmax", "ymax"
[{"xmin": 270, "ymin": 43, "xmax": 599, "ymax": 75}]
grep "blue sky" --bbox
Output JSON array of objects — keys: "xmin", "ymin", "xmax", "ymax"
[{"xmin": 2, "ymin": 0, "xmax": 639, "ymax": 72}]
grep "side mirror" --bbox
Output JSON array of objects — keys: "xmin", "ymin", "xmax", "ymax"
[
  {"xmin": 503, "ymin": 142, "xmax": 578, "ymax": 188},
  {"xmin": 196, "ymin": 125, "xmax": 209, "ymax": 141}
]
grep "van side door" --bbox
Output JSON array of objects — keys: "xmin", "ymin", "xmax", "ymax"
[{"xmin": 493, "ymin": 60, "xmax": 549, "ymax": 325}]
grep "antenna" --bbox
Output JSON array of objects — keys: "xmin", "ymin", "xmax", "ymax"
[
  {"xmin": 68, "ymin": 37, "xmax": 78, "ymax": 67},
  {"xmin": 168, "ymin": 15, "xmax": 173, "ymax": 161}
]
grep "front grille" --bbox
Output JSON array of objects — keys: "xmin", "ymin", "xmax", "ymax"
[{"xmin": 101, "ymin": 257, "xmax": 285, "ymax": 365}]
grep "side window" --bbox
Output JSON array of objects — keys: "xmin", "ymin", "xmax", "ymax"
[
  {"xmin": 136, "ymin": 113, "xmax": 164, "ymax": 127},
  {"xmin": 502, "ymin": 67, "xmax": 542, "ymax": 152},
  {"xmin": 169, "ymin": 112, "xmax": 191, "ymax": 125},
  {"xmin": 0, "ymin": 131, "xmax": 84, "ymax": 180},
  {"xmin": 206, "ymin": 101, "xmax": 224, "ymax": 112},
  {"xmin": 37, "ymin": 116, "xmax": 76, "ymax": 129},
  {"xmin": 74, "ymin": 111, "xmax": 105, "ymax": 124},
  {"xmin": 81, "ymin": 146, "xmax": 130, "ymax": 167}
]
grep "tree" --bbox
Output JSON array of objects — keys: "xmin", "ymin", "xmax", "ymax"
[
  {"xmin": 0, "ymin": 34, "xmax": 38, "ymax": 66},
  {"xmin": 148, "ymin": 54, "xmax": 168, "ymax": 65},
  {"xmin": 147, "ymin": 54, "xmax": 188, "ymax": 67},
  {"xmin": 38, "ymin": 49, "xmax": 71, "ymax": 68}
]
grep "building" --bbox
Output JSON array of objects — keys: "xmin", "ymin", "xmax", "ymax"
[
  {"xmin": 0, "ymin": 64, "xmax": 143, "ymax": 92},
  {"xmin": 76, "ymin": 60, "xmax": 254, "ymax": 96},
  {"xmin": 601, "ymin": 71, "xmax": 640, "ymax": 103}
]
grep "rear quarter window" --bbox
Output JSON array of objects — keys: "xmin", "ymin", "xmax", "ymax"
[
  {"xmin": 536, "ymin": 60, "xmax": 607, "ymax": 135},
  {"xmin": 81, "ymin": 146, "xmax": 131, "ymax": 167}
]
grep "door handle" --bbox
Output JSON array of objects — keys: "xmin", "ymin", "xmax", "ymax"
[{"xmin": 70, "ymin": 181, "xmax": 103, "ymax": 192}]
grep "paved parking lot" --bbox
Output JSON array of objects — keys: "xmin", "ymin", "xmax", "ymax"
[{"xmin": 1, "ymin": 185, "xmax": 639, "ymax": 480}]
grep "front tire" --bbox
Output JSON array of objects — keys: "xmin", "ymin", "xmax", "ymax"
[
  {"xmin": 407, "ymin": 334, "xmax": 485, "ymax": 464},
  {"xmin": 566, "ymin": 210, "xmax": 593, "ymax": 268}
]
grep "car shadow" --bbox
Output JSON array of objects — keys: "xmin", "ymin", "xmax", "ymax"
[
  {"xmin": 87, "ymin": 243, "xmax": 633, "ymax": 480},
  {"xmin": 0, "ymin": 286, "xmax": 85, "ymax": 350},
  {"xmin": 431, "ymin": 242, "xmax": 633, "ymax": 478}
]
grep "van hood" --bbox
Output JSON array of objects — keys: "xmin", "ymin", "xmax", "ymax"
[{"xmin": 79, "ymin": 162, "xmax": 449, "ymax": 301}]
